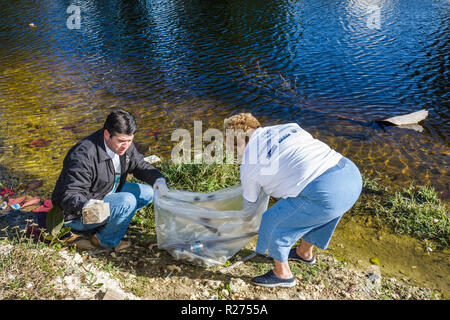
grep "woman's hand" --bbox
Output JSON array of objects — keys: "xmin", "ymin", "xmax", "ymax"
[{"xmin": 153, "ymin": 178, "xmax": 169, "ymax": 196}]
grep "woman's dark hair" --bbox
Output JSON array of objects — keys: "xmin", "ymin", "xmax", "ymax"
[{"xmin": 103, "ymin": 109, "xmax": 137, "ymax": 137}]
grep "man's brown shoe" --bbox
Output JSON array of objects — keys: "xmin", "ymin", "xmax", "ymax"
[
  {"xmin": 67, "ymin": 233, "xmax": 98, "ymax": 251},
  {"xmin": 114, "ymin": 240, "xmax": 131, "ymax": 252},
  {"xmin": 90, "ymin": 233, "xmax": 108, "ymax": 249},
  {"xmin": 91, "ymin": 233, "xmax": 131, "ymax": 252}
]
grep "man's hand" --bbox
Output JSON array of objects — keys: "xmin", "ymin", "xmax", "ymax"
[{"xmin": 153, "ymin": 178, "xmax": 169, "ymax": 196}]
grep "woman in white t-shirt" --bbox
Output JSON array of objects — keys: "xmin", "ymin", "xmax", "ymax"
[{"xmin": 224, "ymin": 113, "xmax": 362, "ymax": 288}]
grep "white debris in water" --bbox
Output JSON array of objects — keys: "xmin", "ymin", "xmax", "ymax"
[{"xmin": 143, "ymin": 155, "xmax": 161, "ymax": 164}]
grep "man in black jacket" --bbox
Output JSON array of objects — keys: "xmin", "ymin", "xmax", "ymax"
[{"xmin": 52, "ymin": 109, "xmax": 168, "ymax": 251}]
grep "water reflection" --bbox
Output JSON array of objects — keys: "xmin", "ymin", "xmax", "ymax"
[
  {"xmin": 0, "ymin": 0, "xmax": 449, "ymax": 297},
  {"xmin": 0, "ymin": 0, "xmax": 448, "ymax": 198}
]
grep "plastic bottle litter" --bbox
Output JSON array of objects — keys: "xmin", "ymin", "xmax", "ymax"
[
  {"xmin": 189, "ymin": 240, "xmax": 204, "ymax": 252},
  {"xmin": 154, "ymin": 185, "xmax": 269, "ymax": 266},
  {"xmin": 10, "ymin": 203, "xmax": 21, "ymax": 210}
]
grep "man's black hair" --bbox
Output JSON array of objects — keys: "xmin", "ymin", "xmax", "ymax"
[{"xmin": 103, "ymin": 109, "xmax": 137, "ymax": 137}]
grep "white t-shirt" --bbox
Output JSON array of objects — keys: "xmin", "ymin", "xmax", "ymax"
[
  {"xmin": 104, "ymin": 139, "xmax": 121, "ymax": 174},
  {"xmin": 104, "ymin": 139, "xmax": 122, "ymax": 195},
  {"xmin": 240, "ymin": 123, "xmax": 342, "ymax": 202}
]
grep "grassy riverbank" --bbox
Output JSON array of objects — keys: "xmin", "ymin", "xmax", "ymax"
[
  {"xmin": 0, "ymin": 161, "xmax": 448, "ymax": 299},
  {"xmin": 352, "ymin": 171, "xmax": 448, "ymax": 250},
  {"xmin": 133, "ymin": 161, "xmax": 449, "ymax": 251}
]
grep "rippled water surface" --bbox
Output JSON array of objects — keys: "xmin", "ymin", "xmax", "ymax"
[
  {"xmin": 0, "ymin": 0, "xmax": 449, "ymax": 194},
  {"xmin": 0, "ymin": 0, "xmax": 449, "ymax": 292}
]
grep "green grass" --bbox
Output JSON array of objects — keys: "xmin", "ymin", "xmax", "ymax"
[
  {"xmin": 376, "ymin": 183, "xmax": 449, "ymax": 249},
  {"xmin": 0, "ymin": 163, "xmax": 447, "ymax": 300},
  {"xmin": 0, "ymin": 237, "xmax": 68, "ymax": 299},
  {"xmin": 362, "ymin": 173, "xmax": 389, "ymax": 193},
  {"xmin": 353, "ymin": 172, "xmax": 449, "ymax": 249},
  {"xmin": 130, "ymin": 160, "xmax": 240, "ymax": 229},
  {"xmin": 131, "ymin": 163, "xmax": 449, "ymax": 250},
  {"xmin": 159, "ymin": 161, "xmax": 240, "ymax": 193},
  {"xmin": 251, "ymin": 262, "xmax": 272, "ymax": 275}
]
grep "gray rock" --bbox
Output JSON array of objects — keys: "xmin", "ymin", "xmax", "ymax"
[
  {"xmin": 102, "ymin": 288, "xmax": 126, "ymax": 300},
  {"xmin": 82, "ymin": 200, "xmax": 110, "ymax": 224},
  {"xmin": 276, "ymin": 291, "xmax": 290, "ymax": 300},
  {"xmin": 367, "ymin": 265, "xmax": 381, "ymax": 278},
  {"xmin": 368, "ymin": 273, "xmax": 380, "ymax": 280},
  {"xmin": 229, "ymin": 278, "xmax": 246, "ymax": 293},
  {"xmin": 366, "ymin": 265, "xmax": 382, "ymax": 291}
]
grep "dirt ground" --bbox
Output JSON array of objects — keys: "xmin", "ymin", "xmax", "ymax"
[{"xmin": 35, "ymin": 227, "xmax": 442, "ymax": 301}]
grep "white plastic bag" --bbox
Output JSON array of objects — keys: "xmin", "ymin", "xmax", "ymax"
[{"xmin": 154, "ymin": 185, "xmax": 269, "ymax": 266}]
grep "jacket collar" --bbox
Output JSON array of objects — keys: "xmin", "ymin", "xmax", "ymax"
[
  {"xmin": 93, "ymin": 129, "xmax": 111, "ymax": 162},
  {"xmin": 94, "ymin": 129, "xmax": 129, "ymax": 170}
]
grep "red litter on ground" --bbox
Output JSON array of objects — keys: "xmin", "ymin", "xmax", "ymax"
[
  {"xmin": 1, "ymin": 186, "xmax": 14, "ymax": 197},
  {"xmin": 32, "ymin": 200, "xmax": 53, "ymax": 213}
]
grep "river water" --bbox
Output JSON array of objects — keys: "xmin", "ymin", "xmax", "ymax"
[{"xmin": 0, "ymin": 0, "xmax": 449, "ymax": 295}]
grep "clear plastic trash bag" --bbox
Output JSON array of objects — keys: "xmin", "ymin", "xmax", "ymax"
[{"xmin": 154, "ymin": 185, "xmax": 269, "ymax": 266}]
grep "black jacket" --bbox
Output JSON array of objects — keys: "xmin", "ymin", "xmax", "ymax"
[{"xmin": 52, "ymin": 129, "xmax": 164, "ymax": 221}]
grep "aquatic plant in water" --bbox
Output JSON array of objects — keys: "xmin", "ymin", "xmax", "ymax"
[{"xmin": 378, "ymin": 183, "xmax": 449, "ymax": 249}]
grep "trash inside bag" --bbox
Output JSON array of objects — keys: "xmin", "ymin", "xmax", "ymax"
[{"xmin": 154, "ymin": 185, "xmax": 269, "ymax": 266}]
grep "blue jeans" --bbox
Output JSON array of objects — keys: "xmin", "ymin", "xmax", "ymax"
[
  {"xmin": 255, "ymin": 157, "xmax": 362, "ymax": 262},
  {"xmin": 64, "ymin": 182, "xmax": 154, "ymax": 248}
]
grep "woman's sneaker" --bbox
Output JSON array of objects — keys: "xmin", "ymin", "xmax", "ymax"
[
  {"xmin": 288, "ymin": 248, "xmax": 316, "ymax": 264},
  {"xmin": 251, "ymin": 270, "xmax": 296, "ymax": 288}
]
